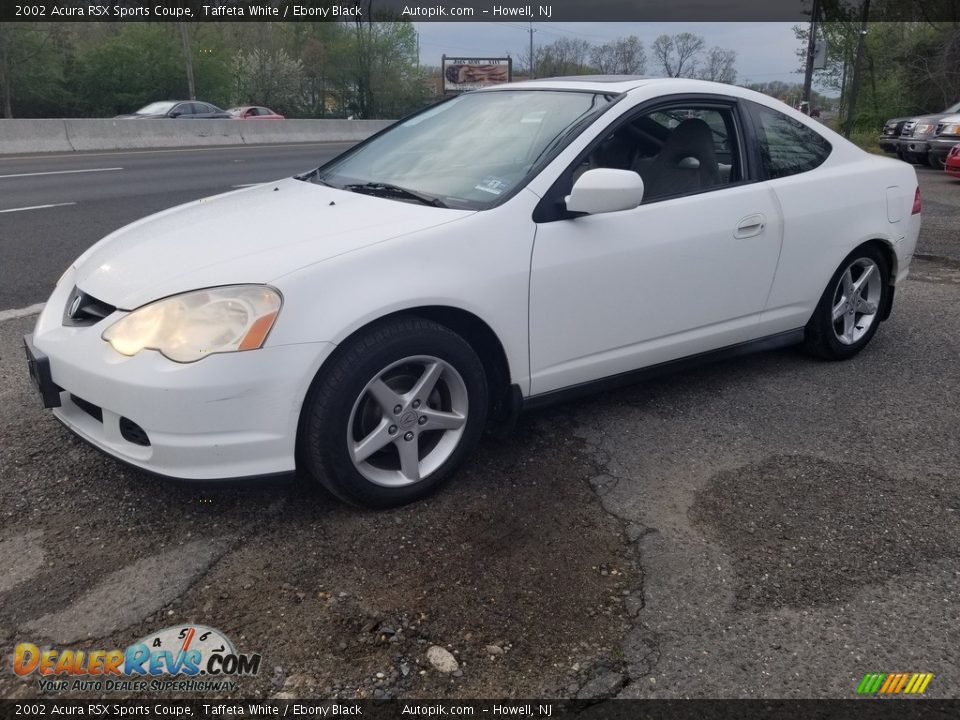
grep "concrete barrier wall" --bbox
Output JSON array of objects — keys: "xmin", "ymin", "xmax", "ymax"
[{"xmin": 0, "ymin": 118, "xmax": 394, "ymax": 155}]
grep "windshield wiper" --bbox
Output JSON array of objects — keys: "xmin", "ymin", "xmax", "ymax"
[{"xmin": 343, "ymin": 182, "xmax": 447, "ymax": 208}]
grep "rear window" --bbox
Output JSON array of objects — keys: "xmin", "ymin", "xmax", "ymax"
[{"xmin": 748, "ymin": 101, "xmax": 832, "ymax": 179}]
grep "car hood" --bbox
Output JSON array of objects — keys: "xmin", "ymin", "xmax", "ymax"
[
  {"xmin": 73, "ymin": 178, "xmax": 475, "ymax": 309},
  {"xmin": 911, "ymin": 113, "xmax": 950, "ymax": 125}
]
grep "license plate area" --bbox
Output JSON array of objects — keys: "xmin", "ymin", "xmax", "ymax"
[{"xmin": 23, "ymin": 334, "xmax": 62, "ymax": 408}]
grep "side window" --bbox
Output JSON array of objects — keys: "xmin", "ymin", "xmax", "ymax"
[
  {"xmin": 574, "ymin": 104, "xmax": 744, "ymax": 203},
  {"xmin": 172, "ymin": 103, "xmax": 191, "ymax": 116},
  {"xmin": 748, "ymin": 102, "xmax": 831, "ymax": 179}
]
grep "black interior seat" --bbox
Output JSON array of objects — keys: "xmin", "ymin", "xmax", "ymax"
[{"xmin": 636, "ymin": 118, "xmax": 722, "ymax": 200}]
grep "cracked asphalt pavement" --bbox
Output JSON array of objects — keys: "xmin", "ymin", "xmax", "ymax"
[{"xmin": 0, "ymin": 163, "xmax": 957, "ymax": 700}]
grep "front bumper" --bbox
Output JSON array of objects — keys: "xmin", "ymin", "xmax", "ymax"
[
  {"xmin": 929, "ymin": 136, "xmax": 960, "ymax": 162},
  {"xmin": 30, "ymin": 276, "xmax": 335, "ymax": 481},
  {"xmin": 878, "ymin": 135, "xmax": 900, "ymax": 153},
  {"xmin": 897, "ymin": 137, "xmax": 931, "ymax": 156}
]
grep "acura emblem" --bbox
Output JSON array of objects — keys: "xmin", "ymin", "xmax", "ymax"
[{"xmin": 68, "ymin": 293, "xmax": 82, "ymax": 318}]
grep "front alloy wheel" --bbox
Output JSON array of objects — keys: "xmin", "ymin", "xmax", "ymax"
[
  {"xmin": 300, "ymin": 316, "xmax": 488, "ymax": 508},
  {"xmin": 348, "ymin": 356, "xmax": 468, "ymax": 487}
]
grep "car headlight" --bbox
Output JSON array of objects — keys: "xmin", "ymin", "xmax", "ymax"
[
  {"xmin": 102, "ymin": 285, "xmax": 282, "ymax": 363},
  {"xmin": 915, "ymin": 123, "xmax": 934, "ymax": 135},
  {"xmin": 939, "ymin": 124, "xmax": 960, "ymax": 136}
]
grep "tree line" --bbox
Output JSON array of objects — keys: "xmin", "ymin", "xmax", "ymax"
[
  {"xmin": 0, "ymin": 21, "xmax": 431, "ymax": 119},
  {"xmin": 518, "ymin": 33, "xmax": 737, "ymax": 84},
  {"xmin": 796, "ymin": 15, "xmax": 960, "ymax": 129}
]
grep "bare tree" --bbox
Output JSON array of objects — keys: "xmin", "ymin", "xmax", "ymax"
[
  {"xmin": 590, "ymin": 35, "xmax": 646, "ymax": 75},
  {"xmin": 532, "ymin": 38, "xmax": 594, "ymax": 78},
  {"xmin": 698, "ymin": 47, "xmax": 738, "ymax": 83},
  {"xmin": 651, "ymin": 32, "xmax": 705, "ymax": 77}
]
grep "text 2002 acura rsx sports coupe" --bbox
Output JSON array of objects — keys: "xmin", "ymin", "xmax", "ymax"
[{"xmin": 25, "ymin": 77, "xmax": 920, "ymax": 507}]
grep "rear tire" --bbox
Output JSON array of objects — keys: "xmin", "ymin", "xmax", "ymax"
[
  {"xmin": 300, "ymin": 316, "xmax": 488, "ymax": 508},
  {"xmin": 802, "ymin": 245, "xmax": 890, "ymax": 361}
]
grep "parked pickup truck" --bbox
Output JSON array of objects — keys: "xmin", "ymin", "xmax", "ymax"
[{"xmin": 879, "ymin": 100, "xmax": 960, "ymax": 161}]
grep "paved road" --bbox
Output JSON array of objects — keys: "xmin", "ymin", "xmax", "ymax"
[
  {"xmin": 0, "ymin": 153, "xmax": 957, "ymax": 700},
  {"xmin": 0, "ymin": 143, "xmax": 352, "ymax": 311}
]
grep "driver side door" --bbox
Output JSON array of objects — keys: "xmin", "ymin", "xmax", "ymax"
[{"xmin": 528, "ymin": 98, "xmax": 784, "ymax": 396}]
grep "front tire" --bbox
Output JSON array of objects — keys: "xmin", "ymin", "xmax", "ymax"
[
  {"xmin": 928, "ymin": 153, "xmax": 946, "ymax": 170},
  {"xmin": 802, "ymin": 245, "xmax": 890, "ymax": 360},
  {"xmin": 300, "ymin": 316, "xmax": 488, "ymax": 508}
]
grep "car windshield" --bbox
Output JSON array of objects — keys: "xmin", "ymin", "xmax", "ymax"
[
  {"xmin": 945, "ymin": 100, "xmax": 960, "ymax": 113},
  {"xmin": 309, "ymin": 90, "xmax": 615, "ymax": 209},
  {"xmin": 135, "ymin": 101, "xmax": 177, "ymax": 115}
]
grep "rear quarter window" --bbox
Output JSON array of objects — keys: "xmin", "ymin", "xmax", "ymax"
[{"xmin": 748, "ymin": 101, "xmax": 832, "ymax": 179}]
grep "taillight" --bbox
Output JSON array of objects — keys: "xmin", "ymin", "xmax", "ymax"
[{"xmin": 912, "ymin": 187, "xmax": 922, "ymax": 215}]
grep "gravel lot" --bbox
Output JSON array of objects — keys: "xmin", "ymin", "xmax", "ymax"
[{"xmin": 0, "ymin": 166, "xmax": 957, "ymax": 700}]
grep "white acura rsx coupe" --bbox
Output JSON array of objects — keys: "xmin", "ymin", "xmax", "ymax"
[{"xmin": 25, "ymin": 77, "xmax": 920, "ymax": 507}]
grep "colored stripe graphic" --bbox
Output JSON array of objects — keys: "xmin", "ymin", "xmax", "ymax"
[{"xmin": 857, "ymin": 672, "xmax": 933, "ymax": 695}]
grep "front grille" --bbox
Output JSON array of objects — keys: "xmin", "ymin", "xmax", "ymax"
[
  {"xmin": 119, "ymin": 417, "xmax": 151, "ymax": 447},
  {"xmin": 70, "ymin": 394, "xmax": 103, "ymax": 423},
  {"xmin": 63, "ymin": 286, "xmax": 116, "ymax": 327}
]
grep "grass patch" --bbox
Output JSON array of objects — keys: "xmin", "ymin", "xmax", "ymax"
[{"xmin": 847, "ymin": 128, "xmax": 883, "ymax": 155}]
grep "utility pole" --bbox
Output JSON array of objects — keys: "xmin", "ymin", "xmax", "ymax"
[
  {"xmin": 801, "ymin": 0, "xmax": 821, "ymax": 108},
  {"xmin": 179, "ymin": 22, "xmax": 196, "ymax": 101},
  {"xmin": 528, "ymin": 22, "xmax": 535, "ymax": 78},
  {"xmin": 844, "ymin": 0, "xmax": 870, "ymax": 138}
]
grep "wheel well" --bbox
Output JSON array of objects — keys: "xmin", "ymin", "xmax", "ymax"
[
  {"xmin": 395, "ymin": 306, "xmax": 513, "ymax": 422},
  {"xmin": 310, "ymin": 306, "xmax": 514, "ymax": 426},
  {"xmin": 855, "ymin": 239, "xmax": 897, "ymax": 320},
  {"xmin": 859, "ymin": 238, "xmax": 897, "ymax": 281}
]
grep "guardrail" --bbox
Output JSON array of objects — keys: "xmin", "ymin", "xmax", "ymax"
[{"xmin": 0, "ymin": 118, "xmax": 394, "ymax": 154}]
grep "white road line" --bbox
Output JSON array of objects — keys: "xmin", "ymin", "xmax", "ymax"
[
  {"xmin": 0, "ymin": 167, "xmax": 122, "ymax": 179},
  {"xmin": 3, "ymin": 142, "xmax": 351, "ymax": 162},
  {"xmin": 0, "ymin": 202, "xmax": 76, "ymax": 213},
  {"xmin": 0, "ymin": 303, "xmax": 45, "ymax": 322}
]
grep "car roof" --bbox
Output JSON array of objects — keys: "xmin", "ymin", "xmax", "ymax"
[
  {"xmin": 480, "ymin": 75, "xmax": 658, "ymax": 94},
  {"xmin": 478, "ymin": 76, "xmax": 775, "ymax": 100}
]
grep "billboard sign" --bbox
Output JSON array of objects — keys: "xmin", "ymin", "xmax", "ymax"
[{"xmin": 442, "ymin": 57, "xmax": 512, "ymax": 92}]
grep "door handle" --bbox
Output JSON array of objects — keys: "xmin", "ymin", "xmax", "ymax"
[{"xmin": 734, "ymin": 213, "xmax": 766, "ymax": 239}]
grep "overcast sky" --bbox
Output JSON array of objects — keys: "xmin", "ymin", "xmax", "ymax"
[{"xmin": 415, "ymin": 22, "xmax": 814, "ymax": 89}]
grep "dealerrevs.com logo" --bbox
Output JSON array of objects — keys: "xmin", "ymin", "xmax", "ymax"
[
  {"xmin": 856, "ymin": 672, "xmax": 934, "ymax": 696},
  {"xmin": 14, "ymin": 625, "xmax": 261, "ymax": 693}
]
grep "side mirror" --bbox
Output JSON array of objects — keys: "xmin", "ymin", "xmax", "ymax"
[{"xmin": 565, "ymin": 168, "xmax": 644, "ymax": 215}]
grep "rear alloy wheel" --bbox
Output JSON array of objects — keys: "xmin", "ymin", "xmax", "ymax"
[
  {"xmin": 300, "ymin": 317, "xmax": 488, "ymax": 508},
  {"xmin": 803, "ymin": 246, "xmax": 890, "ymax": 360}
]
